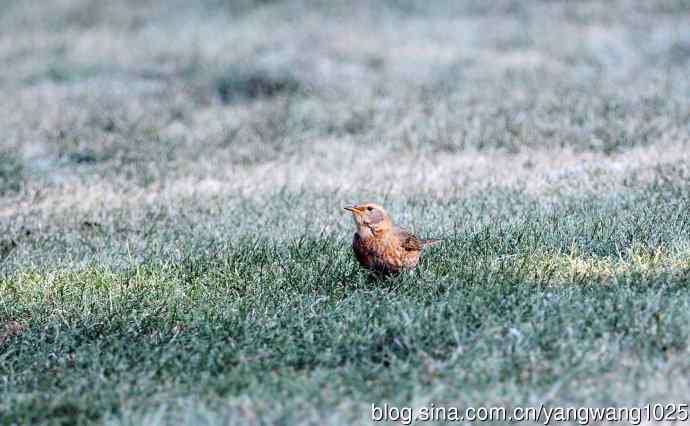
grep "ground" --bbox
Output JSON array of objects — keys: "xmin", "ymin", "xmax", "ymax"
[{"xmin": 1, "ymin": 0, "xmax": 690, "ymax": 425}]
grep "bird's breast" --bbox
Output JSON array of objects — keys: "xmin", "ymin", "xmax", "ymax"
[{"xmin": 352, "ymin": 232, "xmax": 407, "ymax": 273}]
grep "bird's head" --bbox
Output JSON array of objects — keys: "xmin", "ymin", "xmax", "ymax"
[{"xmin": 343, "ymin": 202, "xmax": 392, "ymax": 236}]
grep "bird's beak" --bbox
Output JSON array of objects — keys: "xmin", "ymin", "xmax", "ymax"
[{"xmin": 344, "ymin": 205, "xmax": 362, "ymax": 214}]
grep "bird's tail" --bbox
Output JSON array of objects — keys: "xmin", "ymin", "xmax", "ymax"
[{"xmin": 421, "ymin": 238, "xmax": 443, "ymax": 247}]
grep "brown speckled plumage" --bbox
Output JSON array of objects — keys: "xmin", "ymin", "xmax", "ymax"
[{"xmin": 344, "ymin": 203, "xmax": 440, "ymax": 275}]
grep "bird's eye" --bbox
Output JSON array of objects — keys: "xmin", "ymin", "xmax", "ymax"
[{"xmin": 367, "ymin": 206, "xmax": 373, "ymax": 211}]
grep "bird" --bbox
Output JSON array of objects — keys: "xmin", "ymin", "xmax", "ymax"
[{"xmin": 343, "ymin": 202, "xmax": 441, "ymax": 276}]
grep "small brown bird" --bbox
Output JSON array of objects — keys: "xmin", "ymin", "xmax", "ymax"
[{"xmin": 344, "ymin": 202, "xmax": 441, "ymax": 275}]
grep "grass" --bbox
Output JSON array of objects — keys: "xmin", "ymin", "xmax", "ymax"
[
  {"xmin": 1, "ymin": 0, "xmax": 690, "ymax": 425},
  {"xmin": 3, "ymin": 181, "xmax": 690, "ymax": 425},
  {"xmin": 0, "ymin": 151, "xmax": 24, "ymax": 196}
]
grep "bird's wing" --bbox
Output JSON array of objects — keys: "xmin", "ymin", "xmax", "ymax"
[
  {"xmin": 393, "ymin": 227, "xmax": 424, "ymax": 251},
  {"xmin": 394, "ymin": 227, "xmax": 442, "ymax": 251}
]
